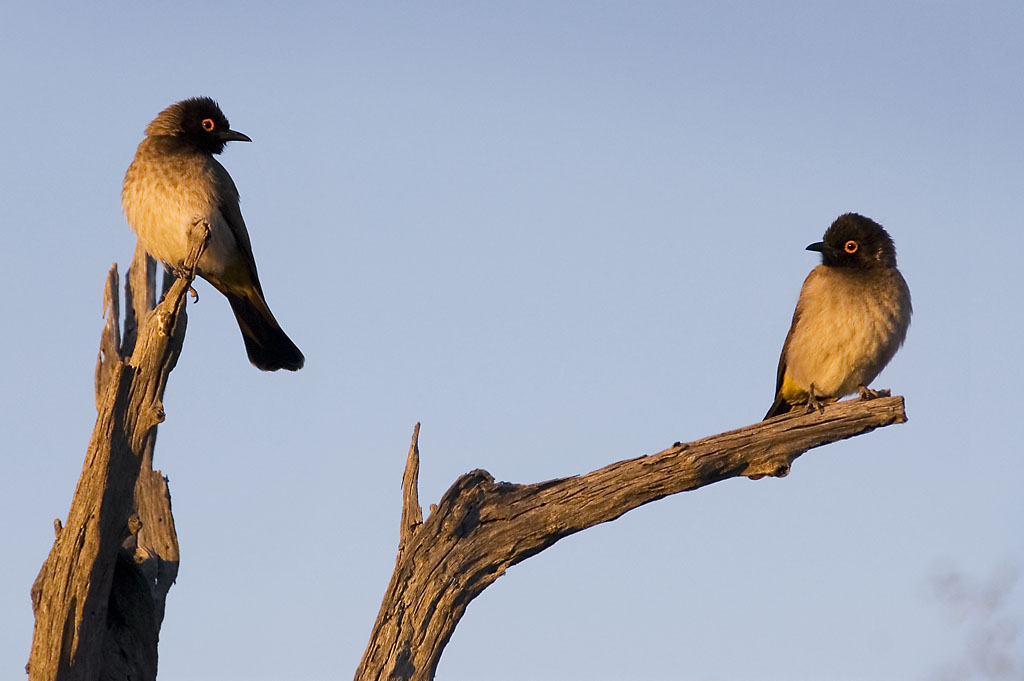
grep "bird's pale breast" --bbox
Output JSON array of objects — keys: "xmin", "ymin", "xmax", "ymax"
[
  {"xmin": 784, "ymin": 265, "xmax": 910, "ymax": 400},
  {"xmin": 122, "ymin": 140, "xmax": 241, "ymax": 280}
]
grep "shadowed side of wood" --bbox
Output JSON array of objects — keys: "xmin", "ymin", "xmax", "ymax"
[{"xmin": 28, "ymin": 228, "xmax": 206, "ymax": 681}]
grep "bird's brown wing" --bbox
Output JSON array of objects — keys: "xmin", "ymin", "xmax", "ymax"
[
  {"xmin": 764, "ymin": 270, "xmax": 814, "ymax": 420},
  {"xmin": 211, "ymin": 158, "xmax": 265, "ymax": 297},
  {"xmin": 763, "ymin": 313, "xmax": 797, "ymax": 419},
  {"xmin": 774, "ymin": 305, "xmax": 799, "ymax": 398}
]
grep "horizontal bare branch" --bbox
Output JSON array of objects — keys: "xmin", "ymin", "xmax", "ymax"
[{"xmin": 356, "ymin": 395, "xmax": 907, "ymax": 681}]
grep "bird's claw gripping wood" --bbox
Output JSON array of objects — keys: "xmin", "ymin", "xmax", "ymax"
[
  {"xmin": 169, "ymin": 265, "xmax": 191, "ymax": 280},
  {"xmin": 859, "ymin": 385, "xmax": 890, "ymax": 401},
  {"xmin": 165, "ymin": 267, "xmax": 200, "ymax": 302},
  {"xmin": 806, "ymin": 384, "xmax": 825, "ymax": 414}
]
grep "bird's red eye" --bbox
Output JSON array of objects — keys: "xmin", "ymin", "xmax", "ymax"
[
  {"xmin": 201, "ymin": 118, "xmax": 216, "ymax": 132},
  {"xmin": 844, "ymin": 240, "xmax": 858, "ymax": 254}
]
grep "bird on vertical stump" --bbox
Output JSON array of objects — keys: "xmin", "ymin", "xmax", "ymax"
[{"xmin": 122, "ymin": 97, "xmax": 304, "ymax": 371}]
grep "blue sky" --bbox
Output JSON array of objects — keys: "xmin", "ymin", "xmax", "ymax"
[{"xmin": 2, "ymin": 2, "xmax": 1021, "ymax": 679}]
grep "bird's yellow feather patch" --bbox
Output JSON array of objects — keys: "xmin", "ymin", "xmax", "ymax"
[{"xmin": 780, "ymin": 373, "xmax": 807, "ymax": 404}]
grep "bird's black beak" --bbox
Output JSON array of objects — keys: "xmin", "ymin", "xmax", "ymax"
[
  {"xmin": 806, "ymin": 241, "xmax": 826, "ymax": 253},
  {"xmin": 218, "ymin": 129, "xmax": 252, "ymax": 143}
]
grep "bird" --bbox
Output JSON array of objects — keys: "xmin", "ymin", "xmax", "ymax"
[
  {"xmin": 764, "ymin": 213, "xmax": 911, "ymax": 419},
  {"xmin": 122, "ymin": 97, "xmax": 304, "ymax": 371}
]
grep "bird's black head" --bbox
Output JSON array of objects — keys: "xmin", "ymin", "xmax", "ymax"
[
  {"xmin": 807, "ymin": 213, "xmax": 898, "ymax": 269},
  {"xmin": 144, "ymin": 96, "xmax": 251, "ymax": 154}
]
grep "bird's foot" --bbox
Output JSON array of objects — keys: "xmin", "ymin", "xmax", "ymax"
[
  {"xmin": 858, "ymin": 385, "xmax": 890, "ymax": 401},
  {"xmin": 164, "ymin": 265, "xmax": 200, "ymax": 301},
  {"xmin": 169, "ymin": 265, "xmax": 191, "ymax": 280},
  {"xmin": 805, "ymin": 384, "xmax": 825, "ymax": 414}
]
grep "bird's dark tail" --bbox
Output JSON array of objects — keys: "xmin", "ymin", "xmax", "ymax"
[
  {"xmin": 225, "ymin": 289, "xmax": 304, "ymax": 371},
  {"xmin": 763, "ymin": 393, "xmax": 792, "ymax": 420}
]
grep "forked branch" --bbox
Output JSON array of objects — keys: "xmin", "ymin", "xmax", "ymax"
[{"xmin": 356, "ymin": 396, "xmax": 907, "ymax": 681}]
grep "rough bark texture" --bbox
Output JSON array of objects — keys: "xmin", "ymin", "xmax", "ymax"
[
  {"xmin": 28, "ymin": 227, "xmax": 205, "ymax": 681},
  {"xmin": 356, "ymin": 396, "xmax": 908, "ymax": 681}
]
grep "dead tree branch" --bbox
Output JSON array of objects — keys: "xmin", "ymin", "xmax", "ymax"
[
  {"xmin": 356, "ymin": 396, "xmax": 908, "ymax": 681},
  {"xmin": 28, "ymin": 224, "xmax": 208, "ymax": 681}
]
